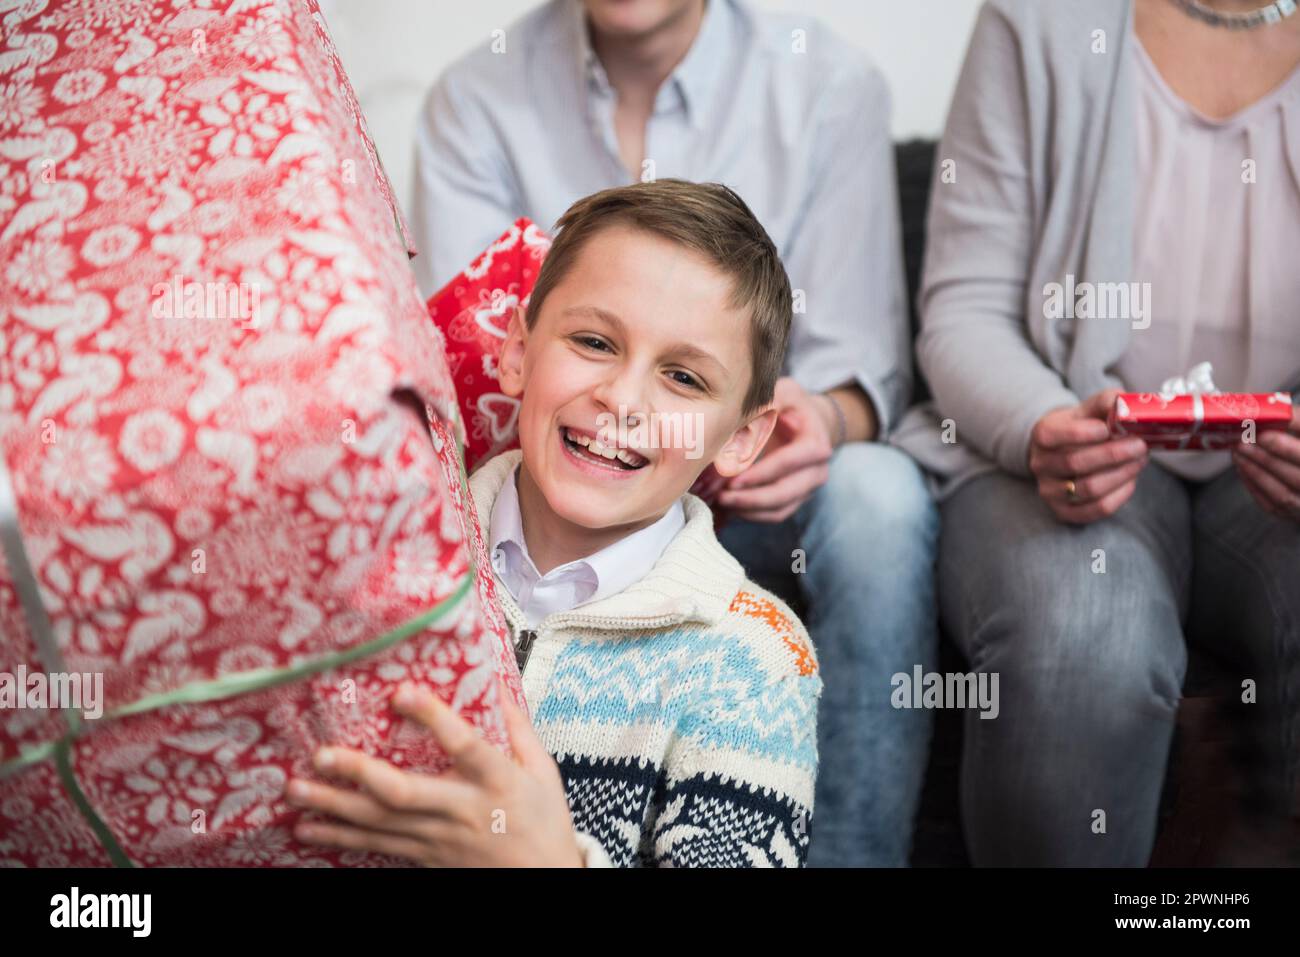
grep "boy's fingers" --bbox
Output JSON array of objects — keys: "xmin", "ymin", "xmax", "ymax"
[
  {"xmin": 287, "ymin": 776, "xmax": 397, "ymax": 828},
  {"xmin": 286, "ymin": 777, "xmax": 450, "ymax": 836},
  {"xmin": 391, "ymin": 684, "xmax": 450, "ymax": 732},
  {"xmin": 294, "ymin": 820, "xmax": 436, "ymax": 865},
  {"xmin": 392, "ymin": 685, "xmax": 507, "ymax": 786},
  {"xmin": 498, "ymin": 683, "xmax": 553, "ymax": 774},
  {"xmin": 312, "ymin": 744, "xmax": 470, "ymax": 814}
]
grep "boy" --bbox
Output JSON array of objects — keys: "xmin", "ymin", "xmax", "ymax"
[
  {"xmin": 413, "ymin": 0, "xmax": 936, "ymax": 868},
  {"xmin": 285, "ymin": 180, "xmax": 821, "ymax": 867}
]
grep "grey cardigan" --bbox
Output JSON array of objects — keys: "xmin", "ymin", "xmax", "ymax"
[{"xmin": 894, "ymin": 0, "xmax": 1165, "ymax": 496}]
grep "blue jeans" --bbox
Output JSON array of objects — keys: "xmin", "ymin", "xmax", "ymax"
[
  {"xmin": 939, "ymin": 463, "xmax": 1300, "ymax": 866},
  {"xmin": 717, "ymin": 442, "xmax": 939, "ymax": 866}
]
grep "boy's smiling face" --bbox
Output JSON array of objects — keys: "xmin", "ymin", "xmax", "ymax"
[{"xmin": 497, "ymin": 223, "xmax": 777, "ymax": 539}]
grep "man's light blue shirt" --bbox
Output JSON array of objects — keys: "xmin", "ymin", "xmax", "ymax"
[{"xmin": 412, "ymin": 0, "xmax": 911, "ymax": 432}]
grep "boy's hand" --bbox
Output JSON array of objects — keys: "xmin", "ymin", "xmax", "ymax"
[
  {"xmin": 285, "ymin": 682, "xmax": 585, "ymax": 867},
  {"xmin": 1233, "ymin": 404, "xmax": 1300, "ymax": 522},
  {"xmin": 715, "ymin": 377, "xmax": 833, "ymax": 523}
]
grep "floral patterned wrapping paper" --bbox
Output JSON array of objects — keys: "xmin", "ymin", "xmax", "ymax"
[
  {"xmin": 426, "ymin": 217, "xmax": 549, "ymax": 475},
  {"xmin": 0, "ymin": 0, "xmax": 522, "ymax": 866}
]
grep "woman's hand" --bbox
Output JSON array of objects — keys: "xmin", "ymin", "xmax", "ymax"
[
  {"xmin": 285, "ymin": 682, "xmax": 584, "ymax": 867},
  {"xmin": 1232, "ymin": 404, "xmax": 1300, "ymax": 522},
  {"xmin": 1028, "ymin": 388, "xmax": 1150, "ymax": 524}
]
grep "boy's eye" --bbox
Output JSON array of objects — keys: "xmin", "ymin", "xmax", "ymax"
[
  {"xmin": 573, "ymin": 335, "xmax": 611, "ymax": 352},
  {"xmin": 668, "ymin": 369, "xmax": 703, "ymax": 390}
]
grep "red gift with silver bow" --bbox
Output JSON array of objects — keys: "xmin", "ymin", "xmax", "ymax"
[{"xmin": 1109, "ymin": 363, "xmax": 1295, "ymax": 450}]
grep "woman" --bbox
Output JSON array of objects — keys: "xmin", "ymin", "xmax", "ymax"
[{"xmin": 895, "ymin": 0, "xmax": 1300, "ymax": 865}]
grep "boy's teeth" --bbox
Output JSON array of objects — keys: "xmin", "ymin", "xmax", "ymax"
[
  {"xmin": 615, "ymin": 448, "xmax": 645, "ymax": 467},
  {"xmin": 565, "ymin": 428, "xmax": 647, "ymax": 468}
]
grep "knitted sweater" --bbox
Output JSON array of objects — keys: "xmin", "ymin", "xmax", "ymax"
[{"xmin": 469, "ymin": 450, "xmax": 822, "ymax": 867}]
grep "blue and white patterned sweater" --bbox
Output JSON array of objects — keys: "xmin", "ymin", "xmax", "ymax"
[{"xmin": 470, "ymin": 451, "xmax": 822, "ymax": 867}]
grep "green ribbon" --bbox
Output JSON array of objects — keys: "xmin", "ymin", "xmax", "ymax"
[
  {"xmin": 0, "ymin": 366, "xmax": 479, "ymax": 868},
  {"xmin": 55, "ymin": 739, "xmax": 133, "ymax": 868},
  {"xmin": 0, "ymin": 569, "xmax": 475, "ymax": 864},
  {"xmin": 111, "ymin": 571, "xmax": 473, "ymax": 719}
]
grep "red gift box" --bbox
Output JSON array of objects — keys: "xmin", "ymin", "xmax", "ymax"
[
  {"xmin": 425, "ymin": 218, "xmax": 550, "ymax": 474},
  {"xmin": 1110, "ymin": 391, "xmax": 1295, "ymax": 450},
  {"xmin": 0, "ymin": 0, "xmax": 522, "ymax": 866}
]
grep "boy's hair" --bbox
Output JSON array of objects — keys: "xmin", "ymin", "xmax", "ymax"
[{"xmin": 526, "ymin": 179, "xmax": 792, "ymax": 417}]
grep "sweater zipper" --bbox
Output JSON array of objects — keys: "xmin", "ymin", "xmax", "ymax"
[
  {"xmin": 513, "ymin": 629, "xmax": 538, "ymax": 674},
  {"xmin": 507, "ymin": 611, "xmax": 696, "ymax": 676}
]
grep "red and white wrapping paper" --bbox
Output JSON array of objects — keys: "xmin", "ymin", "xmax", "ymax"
[
  {"xmin": 0, "ymin": 0, "xmax": 521, "ymax": 866},
  {"xmin": 426, "ymin": 218, "xmax": 549, "ymax": 474}
]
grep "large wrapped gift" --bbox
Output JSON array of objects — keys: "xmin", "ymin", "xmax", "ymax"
[
  {"xmin": 1109, "ymin": 364, "xmax": 1294, "ymax": 450},
  {"xmin": 0, "ymin": 0, "xmax": 522, "ymax": 866}
]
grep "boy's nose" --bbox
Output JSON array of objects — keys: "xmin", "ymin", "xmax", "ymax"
[{"xmin": 591, "ymin": 373, "xmax": 650, "ymax": 424}]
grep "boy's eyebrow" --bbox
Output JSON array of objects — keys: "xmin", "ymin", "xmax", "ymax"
[{"xmin": 560, "ymin": 304, "xmax": 729, "ymax": 371}]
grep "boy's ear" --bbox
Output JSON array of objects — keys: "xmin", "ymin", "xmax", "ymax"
[
  {"xmin": 712, "ymin": 404, "xmax": 779, "ymax": 478},
  {"xmin": 497, "ymin": 305, "xmax": 528, "ymax": 398}
]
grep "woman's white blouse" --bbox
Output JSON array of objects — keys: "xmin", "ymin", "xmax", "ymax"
[{"xmin": 1121, "ymin": 37, "xmax": 1300, "ymax": 480}]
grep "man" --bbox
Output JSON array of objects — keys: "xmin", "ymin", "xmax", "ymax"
[{"xmin": 412, "ymin": 0, "xmax": 937, "ymax": 867}]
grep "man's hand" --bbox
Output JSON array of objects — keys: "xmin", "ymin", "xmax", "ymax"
[
  {"xmin": 285, "ymin": 682, "xmax": 584, "ymax": 867},
  {"xmin": 1028, "ymin": 388, "xmax": 1149, "ymax": 524},
  {"xmin": 715, "ymin": 377, "xmax": 834, "ymax": 523},
  {"xmin": 1233, "ymin": 403, "xmax": 1300, "ymax": 522}
]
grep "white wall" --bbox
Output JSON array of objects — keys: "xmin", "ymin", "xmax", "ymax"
[{"xmin": 318, "ymin": 0, "xmax": 984, "ymax": 218}]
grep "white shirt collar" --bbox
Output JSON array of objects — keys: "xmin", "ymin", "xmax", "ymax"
[{"xmin": 488, "ymin": 463, "xmax": 686, "ymax": 627}]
